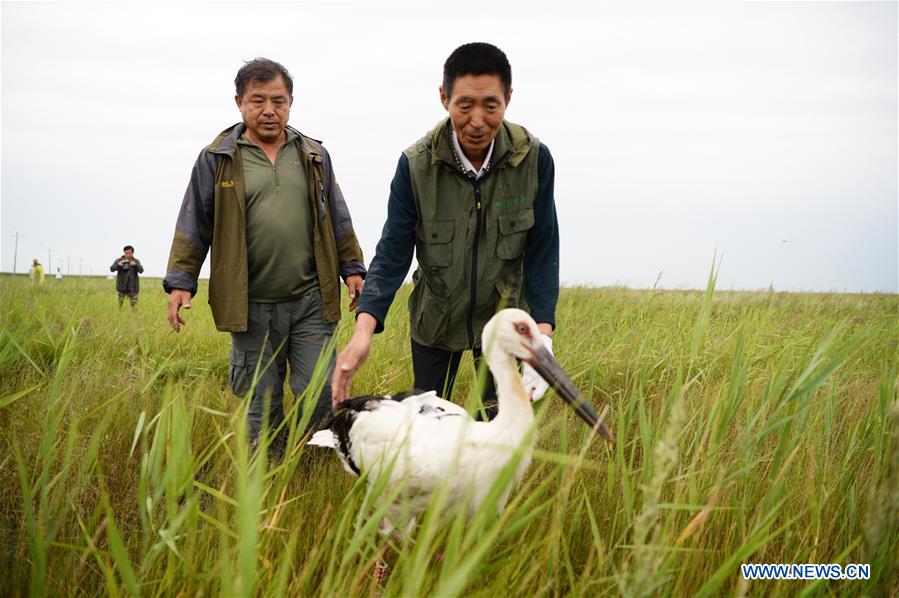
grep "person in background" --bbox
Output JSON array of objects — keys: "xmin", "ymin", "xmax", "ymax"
[
  {"xmin": 55, "ymin": 267, "xmax": 63, "ymax": 281},
  {"xmin": 111, "ymin": 245, "xmax": 143, "ymax": 309},
  {"xmin": 30, "ymin": 259, "xmax": 45, "ymax": 287},
  {"xmin": 163, "ymin": 58, "xmax": 366, "ymax": 453},
  {"xmin": 332, "ymin": 42, "xmax": 560, "ymax": 418}
]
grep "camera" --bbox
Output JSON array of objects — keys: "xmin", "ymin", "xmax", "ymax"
[{"xmin": 121, "ymin": 258, "xmax": 131, "ymax": 270}]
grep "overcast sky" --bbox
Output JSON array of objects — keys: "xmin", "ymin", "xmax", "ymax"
[{"xmin": 2, "ymin": 1, "xmax": 896, "ymax": 292}]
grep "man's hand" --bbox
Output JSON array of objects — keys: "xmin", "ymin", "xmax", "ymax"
[
  {"xmin": 345, "ymin": 275, "xmax": 363, "ymax": 311},
  {"xmin": 522, "ymin": 331, "xmax": 554, "ymax": 401},
  {"xmin": 167, "ymin": 289, "xmax": 192, "ymax": 332},
  {"xmin": 332, "ymin": 313, "xmax": 377, "ymax": 409}
]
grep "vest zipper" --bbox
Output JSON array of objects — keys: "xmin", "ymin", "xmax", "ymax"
[{"xmin": 467, "ymin": 175, "xmax": 481, "ymax": 348}]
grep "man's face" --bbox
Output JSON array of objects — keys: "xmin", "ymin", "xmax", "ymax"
[
  {"xmin": 235, "ymin": 75, "xmax": 293, "ymax": 144},
  {"xmin": 124, "ymin": 249, "xmax": 134, "ymax": 260},
  {"xmin": 440, "ymin": 74, "xmax": 510, "ymax": 160}
]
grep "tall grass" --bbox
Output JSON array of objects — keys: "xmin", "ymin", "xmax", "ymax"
[{"xmin": 1, "ymin": 273, "xmax": 896, "ymax": 596}]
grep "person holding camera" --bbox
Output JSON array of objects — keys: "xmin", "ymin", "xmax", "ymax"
[{"xmin": 110, "ymin": 245, "xmax": 144, "ymax": 309}]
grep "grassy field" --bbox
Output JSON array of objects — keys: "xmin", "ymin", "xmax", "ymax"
[{"xmin": 1, "ymin": 273, "xmax": 896, "ymax": 596}]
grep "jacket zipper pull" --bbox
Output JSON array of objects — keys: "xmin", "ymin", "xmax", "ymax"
[
  {"xmin": 472, "ymin": 175, "xmax": 481, "ymax": 210},
  {"xmin": 318, "ymin": 181, "xmax": 327, "ymax": 220}
]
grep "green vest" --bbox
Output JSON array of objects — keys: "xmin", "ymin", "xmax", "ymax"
[{"xmin": 405, "ymin": 119, "xmax": 540, "ymax": 351}]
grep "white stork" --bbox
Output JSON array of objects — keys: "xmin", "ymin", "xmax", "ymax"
[{"xmin": 309, "ymin": 308, "xmax": 615, "ymax": 528}]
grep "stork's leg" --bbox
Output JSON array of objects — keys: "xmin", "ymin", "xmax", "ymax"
[
  {"xmin": 372, "ymin": 515, "xmax": 419, "ymax": 584},
  {"xmin": 372, "ymin": 518, "xmax": 394, "ymax": 584},
  {"xmin": 373, "ymin": 558, "xmax": 389, "ymax": 585}
]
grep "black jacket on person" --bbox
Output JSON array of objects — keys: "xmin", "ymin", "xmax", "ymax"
[{"xmin": 110, "ymin": 257, "xmax": 144, "ymax": 294}]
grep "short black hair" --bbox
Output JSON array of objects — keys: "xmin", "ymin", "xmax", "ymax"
[
  {"xmin": 123, "ymin": 245, "xmax": 134, "ymax": 252},
  {"xmin": 235, "ymin": 58, "xmax": 294, "ymax": 98},
  {"xmin": 443, "ymin": 42, "xmax": 512, "ymax": 100}
]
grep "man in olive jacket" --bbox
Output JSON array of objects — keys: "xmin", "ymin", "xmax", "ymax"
[
  {"xmin": 111, "ymin": 245, "xmax": 144, "ymax": 309},
  {"xmin": 164, "ymin": 58, "xmax": 366, "ymax": 447},
  {"xmin": 333, "ymin": 43, "xmax": 559, "ymax": 414}
]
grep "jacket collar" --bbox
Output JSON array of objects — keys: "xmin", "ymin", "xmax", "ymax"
[
  {"xmin": 208, "ymin": 123, "xmax": 323, "ymax": 162},
  {"xmin": 428, "ymin": 117, "xmax": 532, "ymax": 172}
]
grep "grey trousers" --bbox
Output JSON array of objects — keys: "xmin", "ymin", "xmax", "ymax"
[
  {"xmin": 118, "ymin": 292, "xmax": 138, "ymax": 309},
  {"xmin": 229, "ymin": 291, "xmax": 337, "ymax": 442}
]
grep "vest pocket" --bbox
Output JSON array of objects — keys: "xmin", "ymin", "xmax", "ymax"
[
  {"xmin": 417, "ymin": 220, "xmax": 454, "ymax": 267},
  {"xmin": 409, "ymin": 277, "xmax": 450, "ymax": 346},
  {"xmin": 496, "ymin": 208, "xmax": 535, "ymax": 260}
]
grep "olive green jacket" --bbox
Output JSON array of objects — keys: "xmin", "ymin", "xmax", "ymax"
[
  {"xmin": 163, "ymin": 123, "xmax": 366, "ymax": 332},
  {"xmin": 110, "ymin": 257, "xmax": 144, "ymax": 294},
  {"xmin": 359, "ymin": 118, "xmax": 559, "ymax": 351},
  {"xmin": 406, "ymin": 120, "xmax": 541, "ymax": 349}
]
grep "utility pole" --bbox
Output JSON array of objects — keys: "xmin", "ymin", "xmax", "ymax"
[
  {"xmin": 12, "ymin": 229, "xmax": 23, "ymax": 276},
  {"xmin": 48, "ymin": 247, "xmax": 52, "ymax": 271},
  {"xmin": 79, "ymin": 258, "xmax": 83, "ymax": 276},
  {"xmin": 67, "ymin": 254, "xmax": 71, "ymax": 276}
]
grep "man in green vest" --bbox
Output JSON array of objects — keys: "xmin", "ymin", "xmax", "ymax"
[
  {"xmin": 332, "ymin": 43, "xmax": 559, "ymax": 415},
  {"xmin": 163, "ymin": 58, "xmax": 366, "ymax": 449}
]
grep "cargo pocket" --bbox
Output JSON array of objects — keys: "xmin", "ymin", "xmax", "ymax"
[
  {"xmin": 417, "ymin": 220, "xmax": 455, "ymax": 268},
  {"xmin": 496, "ymin": 208, "xmax": 534, "ymax": 260},
  {"xmin": 410, "ymin": 279, "xmax": 450, "ymax": 347},
  {"xmin": 229, "ymin": 348, "xmax": 251, "ymax": 397}
]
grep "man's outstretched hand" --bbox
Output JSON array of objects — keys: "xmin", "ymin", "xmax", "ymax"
[
  {"xmin": 167, "ymin": 289, "xmax": 192, "ymax": 332},
  {"xmin": 332, "ymin": 313, "xmax": 377, "ymax": 409},
  {"xmin": 346, "ymin": 275, "xmax": 363, "ymax": 311}
]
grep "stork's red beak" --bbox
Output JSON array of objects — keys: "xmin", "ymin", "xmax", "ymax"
[{"xmin": 527, "ymin": 346, "xmax": 616, "ymax": 445}]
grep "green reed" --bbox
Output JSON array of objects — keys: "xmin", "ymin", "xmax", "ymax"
[{"xmin": 0, "ymin": 272, "xmax": 895, "ymax": 596}]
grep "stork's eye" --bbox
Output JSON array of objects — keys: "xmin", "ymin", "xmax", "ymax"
[{"xmin": 516, "ymin": 323, "xmax": 528, "ymax": 334}]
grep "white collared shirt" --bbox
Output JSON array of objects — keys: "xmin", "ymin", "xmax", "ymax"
[{"xmin": 452, "ymin": 130, "xmax": 494, "ymax": 180}]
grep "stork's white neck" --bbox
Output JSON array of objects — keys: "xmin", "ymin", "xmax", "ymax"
[{"xmin": 485, "ymin": 347, "xmax": 534, "ymax": 432}]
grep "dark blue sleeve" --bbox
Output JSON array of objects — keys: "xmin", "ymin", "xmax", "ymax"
[
  {"xmin": 523, "ymin": 143, "xmax": 560, "ymax": 328},
  {"xmin": 163, "ymin": 149, "xmax": 217, "ymax": 295},
  {"xmin": 357, "ymin": 154, "xmax": 418, "ymax": 333}
]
